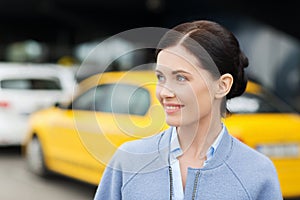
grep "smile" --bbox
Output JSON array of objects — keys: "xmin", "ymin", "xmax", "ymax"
[{"xmin": 164, "ymin": 104, "xmax": 184, "ymax": 114}]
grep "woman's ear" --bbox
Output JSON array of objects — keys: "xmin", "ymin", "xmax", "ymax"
[{"xmin": 215, "ymin": 73, "xmax": 233, "ymax": 99}]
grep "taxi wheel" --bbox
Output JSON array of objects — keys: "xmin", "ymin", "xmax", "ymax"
[{"xmin": 26, "ymin": 136, "xmax": 49, "ymax": 176}]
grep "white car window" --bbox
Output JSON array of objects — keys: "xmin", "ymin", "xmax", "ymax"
[{"xmin": 1, "ymin": 78, "xmax": 62, "ymax": 90}]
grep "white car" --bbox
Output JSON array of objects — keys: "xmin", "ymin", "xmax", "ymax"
[{"xmin": 0, "ymin": 62, "xmax": 77, "ymax": 146}]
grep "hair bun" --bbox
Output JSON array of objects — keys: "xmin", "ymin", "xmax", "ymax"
[
  {"xmin": 239, "ymin": 51, "xmax": 249, "ymax": 69},
  {"xmin": 227, "ymin": 51, "xmax": 249, "ymax": 99}
]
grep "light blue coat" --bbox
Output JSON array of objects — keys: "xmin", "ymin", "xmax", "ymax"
[{"xmin": 94, "ymin": 127, "xmax": 282, "ymax": 200}]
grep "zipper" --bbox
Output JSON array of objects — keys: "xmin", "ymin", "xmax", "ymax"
[
  {"xmin": 169, "ymin": 166, "xmax": 173, "ymax": 200},
  {"xmin": 192, "ymin": 170, "xmax": 201, "ymax": 200},
  {"xmin": 169, "ymin": 166, "xmax": 201, "ymax": 200}
]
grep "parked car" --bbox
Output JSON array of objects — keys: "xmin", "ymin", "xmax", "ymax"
[
  {"xmin": 22, "ymin": 70, "xmax": 300, "ymax": 198},
  {"xmin": 0, "ymin": 62, "xmax": 77, "ymax": 146}
]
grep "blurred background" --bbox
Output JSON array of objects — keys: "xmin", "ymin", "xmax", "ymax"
[
  {"xmin": 0, "ymin": 1, "xmax": 300, "ymax": 199},
  {"xmin": 0, "ymin": 0, "xmax": 299, "ymax": 111}
]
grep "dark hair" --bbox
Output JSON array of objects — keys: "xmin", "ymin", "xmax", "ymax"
[{"xmin": 156, "ymin": 20, "xmax": 249, "ymax": 100}]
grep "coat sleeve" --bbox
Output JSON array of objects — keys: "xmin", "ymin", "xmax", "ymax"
[
  {"xmin": 93, "ymin": 165, "xmax": 123, "ymax": 200},
  {"xmin": 256, "ymin": 161, "xmax": 283, "ymax": 200}
]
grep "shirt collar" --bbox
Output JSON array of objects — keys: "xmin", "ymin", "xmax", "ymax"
[
  {"xmin": 205, "ymin": 124, "xmax": 225, "ymax": 164},
  {"xmin": 169, "ymin": 124, "xmax": 226, "ymax": 163},
  {"xmin": 169, "ymin": 127, "xmax": 182, "ymax": 161}
]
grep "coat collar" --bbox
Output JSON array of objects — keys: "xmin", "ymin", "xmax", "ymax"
[{"xmin": 159, "ymin": 126, "xmax": 233, "ymax": 169}]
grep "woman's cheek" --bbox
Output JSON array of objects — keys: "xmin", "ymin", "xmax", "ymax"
[{"xmin": 155, "ymin": 85, "xmax": 163, "ymax": 102}]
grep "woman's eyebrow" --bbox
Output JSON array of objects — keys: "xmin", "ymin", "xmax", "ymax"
[
  {"xmin": 155, "ymin": 69, "xmax": 192, "ymax": 75},
  {"xmin": 172, "ymin": 70, "xmax": 192, "ymax": 75}
]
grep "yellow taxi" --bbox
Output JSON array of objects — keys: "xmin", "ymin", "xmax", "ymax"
[
  {"xmin": 22, "ymin": 70, "xmax": 300, "ymax": 198},
  {"xmin": 23, "ymin": 70, "xmax": 167, "ymax": 186}
]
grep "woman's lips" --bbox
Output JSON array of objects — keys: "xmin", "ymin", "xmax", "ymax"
[{"xmin": 163, "ymin": 103, "xmax": 184, "ymax": 114}]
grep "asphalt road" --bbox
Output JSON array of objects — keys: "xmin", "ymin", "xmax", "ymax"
[{"xmin": 0, "ymin": 146, "xmax": 97, "ymax": 200}]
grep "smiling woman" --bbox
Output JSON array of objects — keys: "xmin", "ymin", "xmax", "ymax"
[
  {"xmin": 94, "ymin": 20, "xmax": 282, "ymax": 200},
  {"xmin": 155, "ymin": 48, "xmax": 218, "ymax": 128}
]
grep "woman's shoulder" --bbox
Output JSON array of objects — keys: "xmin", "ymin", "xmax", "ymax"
[
  {"xmin": 229, "ymin": 136, "xmax": 277, "ymax": 174},
  {"xmin": 227, "ymin": 136, "xmax": 282, "ymax": 197},
  {"xmin": 107, "ymin": 127, "xmax": 173, "ymax": 173}
]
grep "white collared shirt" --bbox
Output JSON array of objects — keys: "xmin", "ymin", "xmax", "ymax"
[{"xmin": 169, "ymin": 125, "xmax": 226, "ymax": 200}]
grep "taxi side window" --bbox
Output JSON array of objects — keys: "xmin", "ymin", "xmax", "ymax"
[
  {"xmin": 94, "ymin": 84, "xmax": 150, "ymax": 116},
  {"xmin": 227, "ymin": 93, "xmax": 280, "ymax": 113},
  {"xmin": 71, "ymin": 88, "xmax": 95, "ymax": 111},
  {"xmin": 71, "ymin": 84, "xmax": 151, "ymax": 116}
]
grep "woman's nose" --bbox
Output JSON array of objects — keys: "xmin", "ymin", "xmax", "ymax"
[{"xmin": 159, "ymin": 85, "xmax": 175, "ymax": 98}]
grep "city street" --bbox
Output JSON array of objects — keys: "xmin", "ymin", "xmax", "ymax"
[{"xmin": 0, "ymin": 147, "xmax": 97, "ymax": 200}]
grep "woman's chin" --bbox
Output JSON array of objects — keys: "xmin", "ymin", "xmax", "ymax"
[{"xmin": 166, "ymin": 119, "xmax": 181, "ymax": 127}]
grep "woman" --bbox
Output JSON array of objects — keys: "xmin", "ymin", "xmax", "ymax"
[{"xmin": 94, "ymin": 20, "xmax": 282, "ymax": 200}]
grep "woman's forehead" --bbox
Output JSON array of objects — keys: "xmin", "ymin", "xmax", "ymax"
[
  {"xmin": 156, "ymin": 46, "xmax": 204, "ymax": 73},
  {"xmin": 158, "ymin": 46, "xmax": 199, "ymax": 64}
]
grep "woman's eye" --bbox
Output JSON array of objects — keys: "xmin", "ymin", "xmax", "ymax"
[
  {"xmin": 176, "ymin": 75, "xmax": 187, "ymax": 82},
  {"xmin": 156, "ymin": 74, "xmax": 165, "ymax": 82}
]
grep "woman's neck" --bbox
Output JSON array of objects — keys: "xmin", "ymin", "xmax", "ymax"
[{"xmin": 177, "ymin": 117, "xmax": 222, "ymax": 159}]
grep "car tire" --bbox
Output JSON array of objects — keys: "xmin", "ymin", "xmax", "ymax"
[{"xmin": 26, "ymin": 136, "xmax": 49, "ymax": 177}]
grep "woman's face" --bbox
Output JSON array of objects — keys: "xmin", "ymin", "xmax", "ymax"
[{"xmin": 156, "ymin": 46, "xmax": 217, "ymax": 127}]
